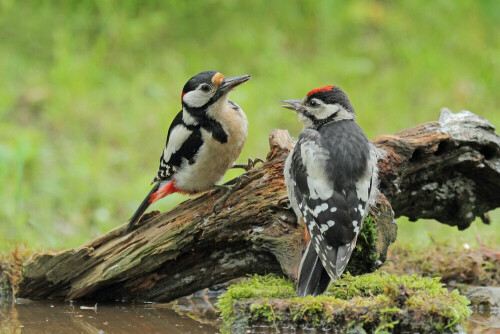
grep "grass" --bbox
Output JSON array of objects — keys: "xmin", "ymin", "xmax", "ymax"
[{"xmin": 0, "ymin": 0, "xmax": 499, "ymax": 250}]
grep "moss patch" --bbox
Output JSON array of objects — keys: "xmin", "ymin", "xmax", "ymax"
[
  {"xmin": 345, "ymin": 215, "xmax": 379, "ymax": 276},
  {"xmin": 217, "ymin": 273, "xmax": 471, "ymax": 333}
]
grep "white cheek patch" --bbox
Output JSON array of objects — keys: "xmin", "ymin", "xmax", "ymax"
[
  {"xmin": 183, "ymin": 90, "xmax": 211, "ymax": 108},
  {"xmin": 334, "ymin": 107, "xmax": 355, "ymax": 121},
  {"xmin": 315, "ymin": 104, "xmax": 341, "ymax": 120},
  {"xmin": 163, "ymin": 125, "xmax": 192, "ymax": 162}
]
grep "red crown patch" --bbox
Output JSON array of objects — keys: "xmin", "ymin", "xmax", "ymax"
[{"xmin": 307, "ymin": 85, "xmax": 336, "ymax": 96}]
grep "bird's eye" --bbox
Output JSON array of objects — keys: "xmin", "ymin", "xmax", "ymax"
[
  {"xmin": 201, "ymin": 84, "xmax": 211, "ymax": 93},
  {"xmin": 309, "ymin": 100, "xmax": 319, "ymax": 108}
]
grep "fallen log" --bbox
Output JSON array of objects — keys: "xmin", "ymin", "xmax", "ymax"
[{"xmin": 17, "ymin": 109, "xmax": 500, "ymax": 302}]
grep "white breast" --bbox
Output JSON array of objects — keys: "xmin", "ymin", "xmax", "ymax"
[{"xmin": 174, "ymin": 102, "xmax": 248, "ymax": 192}]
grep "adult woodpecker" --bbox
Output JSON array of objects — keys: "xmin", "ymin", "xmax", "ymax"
[
  {"xmin": 125, "ymin": 71, "xmax": 252, "ymax": 233},
  {"xmin": 282, "ymin": 85, "xmax": 379, "ymax": 296}
]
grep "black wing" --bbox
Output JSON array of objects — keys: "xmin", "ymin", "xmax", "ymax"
[
  {"xmin": 153, "ymin": 111, "xmax": 203, "ymax": 183},
  {"xmin": 291, "ymin": 128, "xmax": 370, "ymax": 283}
]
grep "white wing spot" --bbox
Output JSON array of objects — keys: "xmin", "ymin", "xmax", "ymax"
[
  {"xmin": 310, "ymin": 203, "xmax": 329, "ymax": 217},
  {"xmin": 330, "ymin": 207, "xmax": 337, "ymax": 212},
  {"xmin": 327, "ymin": 220, "xmax": 335, "ymax": 227},
  {"xmin": 358, "ymin": 204, "xmax": 364, "ymax": 215},
  {"xmin": 352, "ymin": 220, "xmax": 359, "ymax": 227}
]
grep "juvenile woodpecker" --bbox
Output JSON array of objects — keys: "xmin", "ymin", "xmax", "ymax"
[
  {"xmin": 282, "ymin": 85, "xmax": 379, "ymax": 296},
  {"xmin": 125, "ymin": 71, "xmax": 251, "ymax": 233}
]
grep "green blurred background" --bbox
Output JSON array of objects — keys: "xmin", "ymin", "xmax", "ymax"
[{"xmin": 0, "ymin": 0, "xmax": 499, "ymax": 251}]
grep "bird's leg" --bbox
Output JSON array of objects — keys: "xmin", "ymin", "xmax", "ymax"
[
  {"xmin": 212, "ymin": 175, "xmax": 249, "ymax": 213},
  {"xmin": 231, "ymin": 158, "xmax": 264, "ymax": 171}
]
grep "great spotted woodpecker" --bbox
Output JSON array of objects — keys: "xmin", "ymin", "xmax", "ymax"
[
  {"xmin": 282, "ymin": 85, "xmax": 379, "ymax": 296},
  {"xmin": 125, "ymin": 71, "xmax": 252, "ymax": 233}
]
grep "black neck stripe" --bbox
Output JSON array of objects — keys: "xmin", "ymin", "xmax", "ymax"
[{"xmin": 304, "ymin": 110, "xmax": 341, "ymax": 128}]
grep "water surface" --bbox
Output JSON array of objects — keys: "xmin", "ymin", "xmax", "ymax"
[{"xmin": 1, "ymin": 297, "xmax": 498, "ymax": 333}]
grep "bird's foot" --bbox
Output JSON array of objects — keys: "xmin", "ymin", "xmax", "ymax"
[
  {"xmin": 212, "ymin": 175, "xmax": 249, "ymax": 213},
  {"xmin": 278, "ymin": 195, "xmax": 291, "ymax": 209},
  {"xmin": 231, "ymin": 157, "xmax": 264, "ymax": 171}
]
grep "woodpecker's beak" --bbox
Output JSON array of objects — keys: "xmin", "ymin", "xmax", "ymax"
[
  {"xmin": 218, "ymin": 75, "xmax": 252, "ymax": 93},
  {"xmin": 281, "ymin": 99, "xmax": 305, "ymax": 112}
]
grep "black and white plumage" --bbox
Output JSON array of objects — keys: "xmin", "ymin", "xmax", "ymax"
[
  {"xmin": 282, "ymin": 85, "xmax": 379, "ymax": 296},
  {"xmin": 125, "ymin": 71, "xmax": 251, "ymax": 233}
]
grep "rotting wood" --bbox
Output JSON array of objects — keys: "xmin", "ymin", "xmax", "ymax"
[{"xmin": 17, "ymin": 109, "xmax": 500, "ymax": 302}]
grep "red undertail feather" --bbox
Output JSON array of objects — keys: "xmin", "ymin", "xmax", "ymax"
[
  {"xmin": 304, "ymin": 221, "xmax": 310, "ymax": 244},
  {"xmin": 149, "ymin": 181, "xmax": 182, "ymax": 204}
]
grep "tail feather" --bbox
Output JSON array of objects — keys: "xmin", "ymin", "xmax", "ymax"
[
  {"xmin": 124, "ymin": 183, "xmax": 160, "ymax": 234},
  {"xmin": 296, "ymin": 244, "xmax": 331, "ymax": 297},
  {"xmin": 313, "ymin": 266, "xmax": 331, "ymax": 296}
]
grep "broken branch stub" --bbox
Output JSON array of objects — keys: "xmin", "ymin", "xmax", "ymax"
[{"xmin": 375, "ymin": 109, "xmax": 500, "ymax": 230}]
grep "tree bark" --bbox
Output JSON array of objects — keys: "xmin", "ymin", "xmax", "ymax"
[
  {"xmin": 376, "ymin": 108, "xmax": 500, "ymax": 229},
  {"xmin": 17, "ymin": 109, "xmax": 500, "ymax": 302}
]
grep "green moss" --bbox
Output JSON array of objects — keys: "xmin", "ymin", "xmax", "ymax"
[
  {"xmin": 217, "ymin": 274, "xmax": 295, "ymax": 328},
  {"xmin": 217, "ymin": 272, "xmax": 472, "ymax": 333},
  {"xmin": 345, "ymin": 215, "xmax": 379, "ymax": 276}
]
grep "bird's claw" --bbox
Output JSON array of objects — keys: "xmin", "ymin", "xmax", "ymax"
[
  {"xmin": 212, "ymin": 175, "xmax": 248, "ymax": 214},
  {"xmin": 278, "ymin": 195, "xmax": 291, "ymax": 209},
  {"xmin": 232, "ymin": 157, "xmax": 264, "ymax": 171}
]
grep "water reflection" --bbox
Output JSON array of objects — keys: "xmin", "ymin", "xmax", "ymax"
[
  {"xmin": 469, "ymin": 309, "xmax": 500, "ymax": 333},
  {"xmin": 0, "ymin": 298, "xmax": 218, "ymax": 334}
]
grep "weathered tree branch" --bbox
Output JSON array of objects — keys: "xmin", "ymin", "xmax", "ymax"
[
  {"xmin": 17, "ymin": 110, "xmax": 500, "ymax": 302},
  {"xmin": 376, "ymin": 108, "xmax": 500, "ymax": 229}
]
